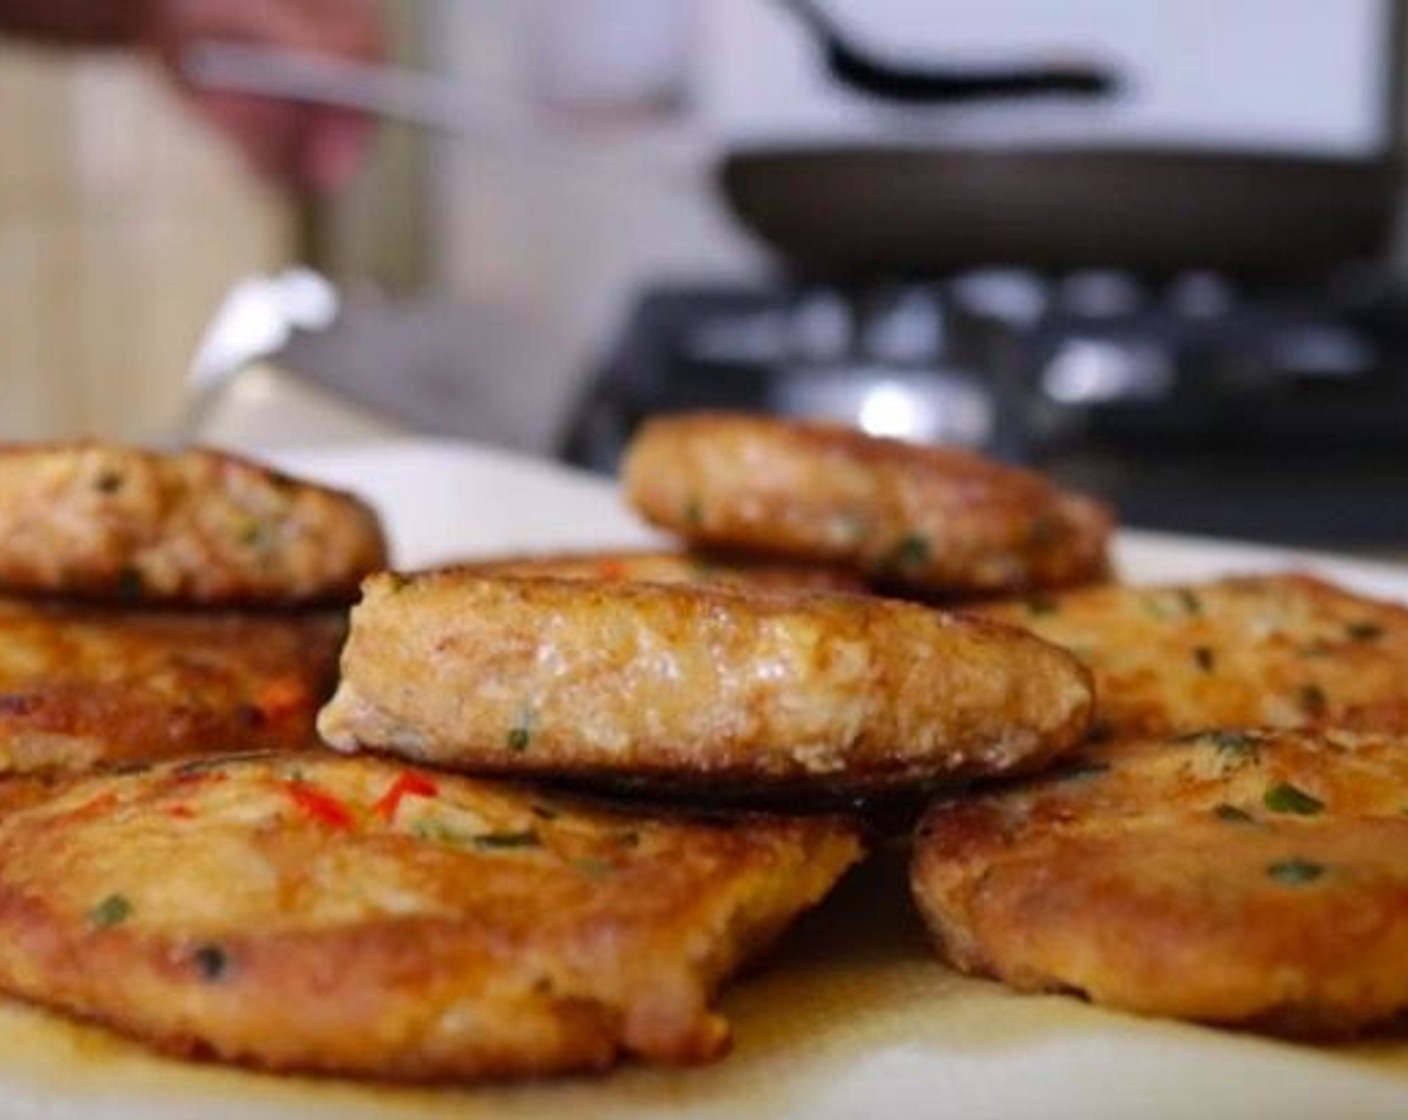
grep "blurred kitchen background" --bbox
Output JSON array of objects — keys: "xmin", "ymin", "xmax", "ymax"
[{"xmin": 3, "ymin": 0, "xmax": 1407, "ymax": 549}]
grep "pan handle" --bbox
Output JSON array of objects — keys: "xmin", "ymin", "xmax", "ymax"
[{"xmin": 779, "ymin": 0, "xmax": 1119, "ymax": 104}]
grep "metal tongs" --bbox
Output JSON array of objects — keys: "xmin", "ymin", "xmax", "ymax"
[
  {"xmin": 183, "ymin": 2, "xmax": 1116, "ymax": 135},
  {"xmin": 182, "ymin": 39, "xmax": 527, "ymax": 143},
  {"xmin": 779, "ymin": 0, "xmax": 1117, "ymax": 104}
]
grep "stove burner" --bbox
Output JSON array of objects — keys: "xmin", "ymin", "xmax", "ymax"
[{"xmin": 558, "ymin": 269, "xmax": 1408, "ymax": 548}]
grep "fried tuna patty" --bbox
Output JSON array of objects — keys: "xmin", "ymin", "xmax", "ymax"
[
  {"xmin": 912, "ymin": 728, "xmax": 1408, "ymax": 1037},
  {"xmin": 452, "ymin": 548, "xmax": 866, "ymax": 593},
  {"xmin": 0, "ymin": 443, "xmax": 387, "ymax": 605},
  {"xmin": 0, "ymin": 595, "xmax": 344, "ymax": 774},
  {"xmin": 0, "ymin": 752, "xmax": 862, "ymax": 1080},
  {"xmin": 970, "ymin": 573, "xmax": 1408, "ymax": 738},
  {"xmin": 317, "ymin": 573, "xmax": 1094, "ymax": 793},
  {"xmin": 621, "ymin": 412, "xmax": 1112, "ymax": 594}
]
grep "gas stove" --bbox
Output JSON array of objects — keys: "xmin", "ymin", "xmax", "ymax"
[{"xmin": 557, "ymin": 268, "xmax": 1408, "ymax": 549}]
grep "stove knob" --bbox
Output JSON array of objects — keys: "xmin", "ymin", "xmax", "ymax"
[
  {"xmin": 1040, "ymin": 337, "xmax": 1175, "ymax": 405},
  {"xmin": 863, "ymin": 289, "xmax": 945, "ymax": 366},
  {"xmin": 1057, "ymin": 270, "xmax": 1143, "ymax": 319},
  {"xmin": 789, "ymin": 292, "xmax": 854, "ymax": 364},
  {"xmin": 1166, "ymin": 271, "xmax": 1235, "ymax": 319},
  {"xmin": 950, "ymin": 268, "xmax": 1048, "ymax": 327}
]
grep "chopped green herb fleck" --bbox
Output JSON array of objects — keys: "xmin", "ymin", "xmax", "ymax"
[
  {"xmin": 1266, "ymin": 858, "xmax": 1325, "ymax": 886},
  {"xmin": 174, "ymin": 759, "xmax": 226, "ymax": 779},
  {"xmin": 1056, "ymin": 761, "xmax": 1110, "ymax": 783},
  {"xmin": 412, "ymin": 819, "xmax": 468, "ymax": 845},
  {"xmin": 1346, "ymin": 622, "xmax": 1385, "ymax": 643},
  {"xmin": 90, "ymin": 893, "xmax": 132, "ymax": 928},
  {"xmin": 1214, "ymin": 804, "xmax": 1256, "ymax": 825},
  {"xmin": 1298, "ymin": 683, "xmax": 1328, "ymax": 718},
  {"xmin": 109, "ymin": 759, "xmax": 153, "ymax": 776},
  {"xmin": 683, "ymin": 498, "xmax": 703, "ymax": 527},
  {"xmin": 1193, "ymin": 646, "xmax": 1216, "ymax": 672},
  {"xmin": 884, "ymin": 534, "xmax": 931, "ymax": 572},
  {"xmin": 1024, "ymin": 594, "xmax": 1059, "ymax": 617},
  {"xmin": 574, "ymin": 856, "xmax": 614, "ymax": 879},
  {"xmin": 173, "ymin": 754, "xmax": 252, "ymax": 776},
  {"xmin": 1263, "ymin": 782, "xmax": 1324, "ymax": 816},
  {"xmin": 506, "ymin": 706, "xmax": 534, "ymax": 753},
  {"xmin": 94, "ymin": 471, "xmax": 123, "ymax": 494},
  {"xmin": 474, "ymin": 829, "xmax": 541, "ymax": 850},
  {"xmin": 1086, "ymin": 720, "xmax": 1115, "ymax": 744},
  {"xmin": 238, "ymin": 519, "xmax": 270, "ymax": 549},
  {"xmin": 1142, "ymin": 588, "xmax": 1203, "ymax": 621},
  {"xmin": 115, "ymin": 567, "xmax": 143, "ymax": 602},
  {"xmin": 1196, "ymin": 729, "xmax": 1261, "ymax": 757},
  {"xmin": 828, "ymin": 513, "xmax": 865, "ymax": 545},
  {"xmin": 1139, "ymin": 593, "xmax": 1177, "ymax": 620},
  {"xmin": 1028, "ymin": 514, "xmax": 1065, "ymax": 549},
  {"xmin": 193, "ymin": 943, "xmax": 228, "ymax": 982}
]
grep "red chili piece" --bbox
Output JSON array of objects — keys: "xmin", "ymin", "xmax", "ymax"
[
  {"xmin": 285, "ymin": 782, "xmax": 356, "ymax": 830},
  {"xmin": 73, "ymin": 791, "xmax": 118, "ymax": 816},
  {"xmin": 371, "ymin": 772, "xmax": 439, "ymax": 822},
  {"xmin": 253, "ymin": 676, "xmax": 310, "ymax": 725}
]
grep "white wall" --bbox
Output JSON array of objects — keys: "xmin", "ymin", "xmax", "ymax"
[
  {"xmin": 704, "ymin": 0, "xmax": 1389, "ymax": 154},
  {"xmin": 421, "ymin": 0, "xmax": 1391, "ymax": 451},
  {"xmin": 423, "ymin": 0, "xmax": 760, "ymax": 452},
  {"xmin": 0, "ymin": 43, "xmax": 292, "ymax": 441}
]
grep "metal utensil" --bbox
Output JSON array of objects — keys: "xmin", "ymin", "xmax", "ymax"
[
  {"xmin": 181, "ymin": 38, "xmax": 696, "ymax": 188},
  {"xmin": 182, "ymin": 39, "xmax": 538, "ymax": 148},
  {"xmin": 181, "ymin": 270, "xmax": 567, "ymax": 453},
  {"xmin": 778, "ymin": 0, "xmax": 1118, "ymax": 103},
  {"xmin": 721, "ymin": 146, "xmax": 1401, "ymax": 277}
]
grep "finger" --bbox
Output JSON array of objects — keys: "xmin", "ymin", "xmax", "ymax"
[
  {"xmin": 303, "ymin": 109, "xmax": 374, "ymax": 193},
  {"xmin": 144, "ymin": 0, "xmax": 387, "ymax": 189},
  {"xmin": 188, "ymin": 90, "xmax": 305, "ymax": 185},
  {"xmin": 153, "ymin": 0, "xmax": 383, "ymax": 62}
]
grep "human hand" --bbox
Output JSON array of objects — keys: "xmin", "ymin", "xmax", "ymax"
[{"xmin": 145, "ymin": 0, "xmax": 385, "ymax": 192}]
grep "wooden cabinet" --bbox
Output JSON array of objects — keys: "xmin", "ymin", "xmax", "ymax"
[{"xmin": 0, "ymin": 44, "xmax": 293, "ymax": 440}]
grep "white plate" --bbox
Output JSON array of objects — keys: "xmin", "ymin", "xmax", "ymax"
[{"xmin": 3, "ymin": 437, "xmax": 1407, "ymax": 1120}]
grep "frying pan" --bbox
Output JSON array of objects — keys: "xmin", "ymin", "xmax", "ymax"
[
  {"xmin": 183, "ymin": 9, "xmax": 1404, "ymax": 278},
  {"xmin": 720, "ymin": 147, "xmax": 1401, "ymax": 277},
  {"xmin": 722, "ymin": 1, "xmax": 1403, "ymax": 278}
]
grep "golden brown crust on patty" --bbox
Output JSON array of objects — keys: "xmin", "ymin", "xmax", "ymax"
[
  {"xmin": 0, "ymin": 443, "xmax": 387, "ymax": 605},
  {"xmin": 0, "ymin": 752, "xmax": 862, "ymax": 1080},
  {"xmin": 912, "ymin": 728, "xmax": 1408, "ymax": 1037},
  {"xmin": 970, "ymin": 573, "xmax": 1408, "ymax": 738},
  {"xmin": 0, "ymin": 596, "xmax": 344, "ymax": 774},
  {"xmin": 621, "ymin": 412, "xmax": 1112, "ymax": 594},
  {"xmin": 452, "ymin": 548, "xmax": 867, "ymax": 594},
  {"xmin": 317, "ymin": 573, "xmax": 1094, "ymax": 793}
]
